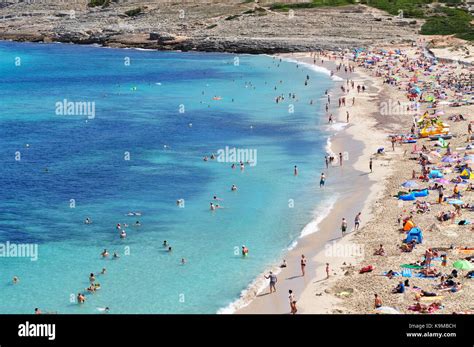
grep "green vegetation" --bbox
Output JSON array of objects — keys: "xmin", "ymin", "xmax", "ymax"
[
  {"xmin": 270, "ymin": 0, "xmax": 473, "ymax": 41},
  {"xmin": 360, "ymin": 0, "xmax": 429, "ymax": 18},
  {"xmin": 125, "ymin": 7, "xmax": 142, "ymax": 17},
  {"xmin": 88, "ymin": 0, "xmax": 110, "ymax": 8},
  {"xmin": 270, "ymin": 0, "xmax": 355, "ymax": 11},
  {"xmin": 421, "ymin": 7, "xmax": 474, "ymax": 41}
]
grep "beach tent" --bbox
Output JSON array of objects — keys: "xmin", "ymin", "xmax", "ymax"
[
  {"xmin": 403, "ymin": 220, "xmax": 415, "ymax": 231},
  {"xmin": 429, "ymin": 170, "xmax": 443, "ymax": 179},
  {"xmin": 460, "ymin": 168, "xmax": 474, "ymax": 179},
  {"xmin": 405, "ymin": 227, "xmax": 423, "ymax": 244}
]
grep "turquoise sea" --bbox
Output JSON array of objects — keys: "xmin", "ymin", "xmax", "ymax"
[{"xmin": 0, "ymin": 41, "xmax": 336, "ymax": 313}]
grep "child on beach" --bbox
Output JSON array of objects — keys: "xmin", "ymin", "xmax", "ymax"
[{"xmin": 289, "ymin": 290, "xmax": 297, "ymax": 314}]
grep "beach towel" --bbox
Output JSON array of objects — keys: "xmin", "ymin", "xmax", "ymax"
[
  {"xmin": 382, "ymin": 271, "xmax": 401, "ymax": 277},
  {"xmin": 414, "ymin": 273, "xmax": 438, "ymax": 279},
  {"xmin": 401, "ymin": 264, "xmax": 423, "ymax": 269},
  {"xmin": 401, "ymin": 269, "xmax": 412, "ymax": 278},
  {"xmin": 420, "ymin": 296, "xmax": 444, "ymax": 302}
]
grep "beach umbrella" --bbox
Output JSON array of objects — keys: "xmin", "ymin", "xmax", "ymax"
[
  {"xmin": 441, "ymin": 156, "xmax": 456, "ymax": 163},
  {"xmin": 448, "ymin": 199, "xmax": 464, "ymax": 205},
  {"xmin": 401, "ymin": 181, "xmax": 419, "ymax": 188},
  {"xmin": 453, "ymin": 260, "xmax": 474, "ymax": 271},
  {"xmin": 375, "ymin": 306, "xmax": 401, "ymax": 314},
  {"xmin": 434, "ymin": 178, "xmax": 450, "ymax": 184}
]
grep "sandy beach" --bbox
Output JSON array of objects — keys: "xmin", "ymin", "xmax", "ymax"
[{"xmin": 238, "ymin": 43, "xmax": 474, "ymax": 314}]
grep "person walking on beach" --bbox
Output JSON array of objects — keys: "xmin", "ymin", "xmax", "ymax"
[
  {"xmin": 325, "ymin": 155, "xmax": 329, "ymax": 169},
  {"xmin": 320, "ymin": 173, "xmax": 326, "ymax": 188},
  {"xmin": 326, "ymin": 263, "xmax": 330, "ymax": 279},
  {"xmin": 289, "ymin": 290, "xmax": 297, "ymax": 314},
  {"xmin": 300, "ymin": 255, "xmax": 307, "ymax": 276},
  {"xmin": 354, "ymin": 212, "xmax": 361, "ymax": 231},
  {"xmin": 341, "ymin": 218, "xmax": 348, "ymax": 237},
  {"xmin": 264, "ymin": 271, "xmax": 278, "ymax": 293},
  {"xmin": 346, "ymin": 111, "xmax": 349, "ymax": 123},
  {"xmin": 369, "ymin": 158, "xmax": 373, "ymax": 173},
  {"xmin": 339, "ymin": 152, "xmax": 343, "ymax": 166}
]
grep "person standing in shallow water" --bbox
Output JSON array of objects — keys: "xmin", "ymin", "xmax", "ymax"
[
  {"xmin": 320, "ymin": 173, "xmax": 326, "ymax": 188},
  {"xmin": 264, "ymin": 271, "xmax": 278, "ymax": 294},
  {"xmin": 294, "ymin": 165, "xmax": 298, "ymax": 176}
]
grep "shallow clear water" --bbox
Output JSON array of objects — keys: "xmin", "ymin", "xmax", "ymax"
[{"xmin": 0, "ymin": 42, "xmax": 334, "ymax": 313}]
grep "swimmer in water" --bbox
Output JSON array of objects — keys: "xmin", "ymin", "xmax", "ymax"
[
  {"xmin": 120, "ymin": 230, "xmax": 126, "ymax": 239},
  {"xmin": 231, "ymin": 184, "xmax": 237, "ymax": 191},
  {"xmin": 231, "ymin": 163, "xmax": 236, "ymax": 169},
  {"xmin": 163, "ymin": 240, "xmax": 168, "ymax": 247},
  {"xmin": 89, "ymin": 273, "xmax": 96, "ymax": 283},
  {"xmin": 77, "ymin": 293, "xmax": 86, "ymax": 304},
  {"xmin": 113, "ymin": 252, "xmax": 120, "ymax": 259},
  {"xmin": 116, "ymin": 223, "xmax": 121, "ymax": 230},
  {"xmin": 84, "ymin": 217, "xmax": 92, "ymax": 224},
  {"xmin": 213, "ymin": 195, "xmax": 223, "ymax": 201},
  {"xmin": 97, "ymin": 307, "xmax": 110, "ymax": 313},
  {"xmin": 135, "ymin": 221, "xmax": 141, "ymax": 227},
  {"xmin": 294, "ymin": 165, "xmax": 298, "ymax": 176},
  {"xmin": 242, "ymin": 245, "xmax": 249, "ymax": 257},
  {"xmin": 168, "ymin": 246, "xmax": 172, "ymax": 252},
  {"xmin": 181, "ymin": 258, "xmax": 186, "ymax": 265},
  {"xmin": 203, "ymin": 156, "xmax": 208, "ymax": 161},
  {"xmin": 101, "ymin": 268, "xmax": 107, "ymax": 275},
  {"xmin": 13, "ymin": 276, "xmax": 19, "ymax": 284},
  {"xmin": 210, "ymin": 202, "xmax": 216, "ymax": 211},
  {"xmin": 101, "ymin": 249, "xmax": 109, "ymax": 258},
  {"xmin": 240, "ymin": 162, "xmax": 245, "ymax": 171}
]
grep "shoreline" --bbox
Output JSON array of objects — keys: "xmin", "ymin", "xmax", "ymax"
[{"xmin": 235, "ymin": 51, "xmax": 398, "ymax": 314}]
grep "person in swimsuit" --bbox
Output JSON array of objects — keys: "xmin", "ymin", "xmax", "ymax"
[
  {"xmin": 374, "ymin": 294, "xmax": 382, "ymax": 309},
  {"xmin": 341, "ymin": 218, "xmax": 348, "ymax": 236},
  {"xmin": 354, "ymin": 212, "xmax": 361, "ymax": 231},
  {"xmin": 300, "ymin": 254, "xmax": 307, "ymax": 276},
  {"xmin": 294, "ymin": 165, "xmax": 298, "ymax": 176},
  {"xmin": 289, "ymin": 290, "xmax": 297, "ymax": 314},
  {"xmin": 320, "ymin": 173, "xmax": 326, "ymax": 188},
  {"xmin": 264, "ymin": 271, "xmax": 278, "ymax": 293}
]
